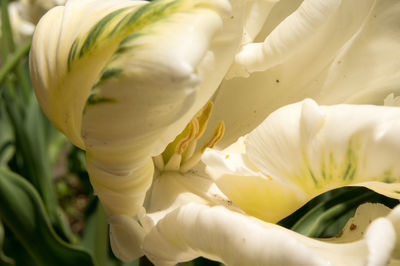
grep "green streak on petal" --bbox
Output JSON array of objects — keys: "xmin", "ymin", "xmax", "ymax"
[
  {"xmin": 119, "ymin": 32, "xmax": 144, "ymax": 47},
  {"xmin": 307, "ymin": 167, "xmax": 318, "ymax": 187},
  {"xmin": 382, "ymin": 170, "xmax": 396, "ymax": 184},
  {"xmin": 395, "ymin": 191, "xmax": 400, "ymax": 194},
  {"xmin": 108, "ymin": 0, "xmax": 181, "ymax": 38},
  {"xmin": 100, "ymin": 68, "xmax": 123, "ymax": 82},
  {"xmin": 91, "ymin": 68, "xmax": 124, "ymax": 89},
  {"xmin": 73, "ymin": 0, "xmax": 188, "ymax": 64},
  {"xmin": 321, "ymin": 157, "xmax": 327, "ymax": 180},
  {"xmin": 292, "ymin": 140, "xmax": 361, "ymax": 194},
  {"xmin": 342, "ymin": 142, "xmax": 357, "ymax": 181},
  {"xmin": 79, "ymin": 8, "xmax": 130, "ymax": 58},
  {"xmin": 301, "ymin": 150, "xmax": 319, "ymax": 187},
  {"xmin": 114, "ymin": 33, "xmax": 144, "ymax": 55},
  {"xmin": 328, "ymin": 152, "xmax": 336, "ymax": 180},
  {"xmin": 67, "ymin": 39, "xmax": 80, "ymax": 71}
]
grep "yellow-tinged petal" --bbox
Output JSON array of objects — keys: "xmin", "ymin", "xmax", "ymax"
[
  {"xmin": 30, "ymin": 0, "xmax": 147, "ymax": 148},
  {"xmin": 204, "ymin": 99, "xmax": 400, "ymax": 223}
]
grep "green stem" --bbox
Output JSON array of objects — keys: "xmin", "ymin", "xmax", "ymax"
[
  {"xmin": 0, "ymin": 38, "xmax": 32, "ymax": 87},
  {"xmin": 1, "ymin": 0, "xmax": 31, "ymax": 103},
  {"xmin": 1, "ymin": 0, "xmax": 14, "ymax": 53}
]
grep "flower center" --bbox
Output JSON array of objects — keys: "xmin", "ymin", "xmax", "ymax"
[{"xmin": 153, "ymin": 102, "xmax": 225, "ymax": 173}]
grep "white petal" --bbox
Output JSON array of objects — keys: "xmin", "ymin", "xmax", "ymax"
[
  {"xmin": 240, "ymin": 0, "xmax": 280, "ymax": 44},
  {"xmin": 326, "ymin": 203, "xmax": 391, "ymax": 244},
  {"xmin": 387, "ymin": 205, "xmax": 400, "ymax": 260},
  {"xmin": 365, "ymin": 218, "xmax": 396, "ymax": 266},
  {"xmin": 326, "ymin": 203, "xmax": 398, "ymax": 266},
  {"xmin": 247, "ymin": 100, "xmax": 400, "ymax": 196},
  {"xmin": 252, "ymin": 0, "xmax": 302, "ymax": 43},
  {"xmin": 142, "ymin": 203, "xmax": 400, "ymax": 265},
  {"xmin": 203, "ymin": 141, "xmax": 308, "ymax": 222},
  {"xmin": 235, "ymin": 0, "xmax": 341, "ymax": 73},
  {"xmin": 30, "ymin": 0, "xmax": 147, "ymax": 148},
  {"xmin": 384, "ymin": 93, "xmax": 400, "ymax": 107},
  {"xmin": 205, "ymin": 100, "xmax": 400, "ymax": 222},
  {"xmin": 109, "ymin": 215, "xmax": 145, "ymax": 262},
  {"xmin": 143, "ymin": 165, "xmax": 237, "ymax": 227},
  {"xmin": 207, "ymin": 0, "xmax": 400, "ymax": 147},
  {"xmin": 142, "ymin": 203, "xmax": 329, "ymax": 266}
]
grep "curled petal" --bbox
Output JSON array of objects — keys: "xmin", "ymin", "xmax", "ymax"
[
  {"xmin": 208, "ymin": 0, "xmax": 400, "ymax": 147},
  {"xmin": 108, "ymin": 215, "xmax": 145, "ymax": 262},
  {"xmin": 204, "ymin": 99, "xmax": 400, "ymax": 222},
  {"xmin": 235, "ymin": 0, "xmax": 341, "ymax": 73},
  {"xmin": 142, "ymin": 203, "xmax": 400, "ymax": 265},
  {"xmin": 143, "ymin": 203, "xmax": 329, "ymax": 266},
  {"xmin": 387, "ymin": 205, "xmax": 400, "ymax": 261}
]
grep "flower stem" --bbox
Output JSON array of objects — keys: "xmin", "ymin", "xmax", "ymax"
[{"xmin": 0, "ymin": 38, "xmax": 32, "ymax": 87}]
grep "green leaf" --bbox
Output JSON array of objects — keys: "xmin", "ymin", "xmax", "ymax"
[
  {"xmin": 2, "ymin": 90, "xmax": 74, "ymax": 242},
  {"xmin": 0, "ymin": 38, "xmax": 31, "ymax": 88},
  {"xmin": 82, "ymin": 201, "xmax": 108, "ymax": 266},
  {"xmin": 0, "ymin": 105, "xmax": 15, "ymax": 167},
  {"xmin": 0, "ymin": 168, "xmax": 96, "ymax": 266},
  {"xmin": 279, "ymin": 187, "xmax": 399, "ymax": 238},
  {"xmin": 0, "ymin": 220, "xmax": 15, "ymax": 266}
]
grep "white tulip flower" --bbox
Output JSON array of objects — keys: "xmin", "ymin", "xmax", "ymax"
[
  {"xmin": 30, "ymin": 0, "xmax": 264, "ymax": 261},
  {"xmin": 30, "ymin": 0, "xmax": 400, "ymax": 264}
]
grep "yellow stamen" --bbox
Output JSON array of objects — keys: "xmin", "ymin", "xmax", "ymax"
[
  {"xmin": 196, "ymin": 101, "xmax": 213, "ymax": 139},
  {"xmin": 201, "ymin": 121, "xmax": 225, "ymax": 153},
  {"xmin": 175, "ymin": 118, "xmax": 199, "ymax": 154},
  {"xmin": 181, "ymin": 121, "xmax": 225, "ymax": 173}
]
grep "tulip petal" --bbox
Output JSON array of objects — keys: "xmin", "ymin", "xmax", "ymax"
[
  {"xmin": 235, "ymin": 0, "xmax": 341, "ymax": 73},
  {"xmin": 208, "ymin": 0, "xmax": 400, "ymax": 147},
  {"xmin": 108, "ymin": 215, "xmax": 145, "ymax": 262},
  {"xmin": 30, "ymin": 0, "xmax": 148, "ymax": 148},
  {"xmin": 204, "ymin": 99, "xmax": 400, "ymax": 222},
  {"xmin": 240, "ymin": 0, "xmax": 280, "ymax": 44},
  {"xmin": 143, "ymin": 203, "xmax": 400, "ymax": 265},
  {"xmin": 143, "ymin": 203, "xmax": 329, "ymax": 266},
  {"xmin": 326, "ymin": 203, "xmax": 391, "ymax": 243},
  {"xmin": 203, "ymin": 138, "xmax": 308, "ymax": 222},
  {"xmin": 387, "ymin": 205, "xmax": 400, "ymax": 261}
]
